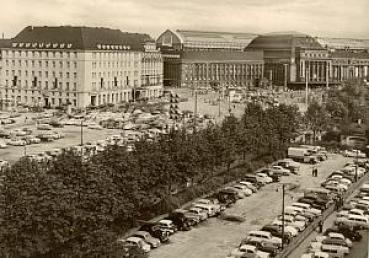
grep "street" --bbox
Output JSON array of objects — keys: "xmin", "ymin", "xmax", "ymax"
[{"xmin": 150, "ymin": 155, "xmax": 350, "ymax": 258}]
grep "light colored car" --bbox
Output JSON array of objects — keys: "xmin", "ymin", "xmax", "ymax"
[
  {"xmin": 7, "ymin": 138, "xmax": 26, "ymax": 146},
  {"xmin": 335, "ymin": 214, "xmax": 369, "ymax": 229},
  {"xmin": 232, "ymin": 184, "xmax": 253, "ymax": 196},
  {"xmin": 239, "ymin": 181, "xmax": 258, "ymax": 193},
  {"xmin": 315, "ymin": 232, "xmax": 352, "ymax": 248},
  {"xmin": 324, "ymin": 181, "xmax": 348, "ymax": 191},
  {"xmin": 229, "ymin": 244, "xmax": 271, "ymax": 258},
  {"xmin": 273, "ymin": 215, "xmax": 306, "ymax": 231},
  {"xmin": 343, "ymin": 149, "xmax": 366, "ymax": 158},
  {"xmin": 193, "ymin": 203, "xmax": 217, "ymax": 217},
  {"xmin": 256, "ymin": 173, "xmax": 273, "ymax": 183},
  {"xmin": 12, "ymin": 129, "xmax": 27, "ymax": 136},
  {"xmin": 245, "ymin": 231, "xmax": 282, "ymax": 248},
  {"xmin": 270, "ymin": 166, "xmax": 290, "ymax": 176},
  {"xmin": 291, "ymin": 202, "xmax": 322, "ymax": 216},
  {"xmin": 188, "ymin": 207, "xmax": 208, "ymax": 221},
  {"xmin": 119, "ymin": 236, "xmax": 151, "ymax": 253},
  {"xmin": 131, "ymin": 231, "xmax": 161, "ymax": 248},
  {"xmin": 87, "ymin": 123, "xmax": 103, "ymax": 130},
  {"xmin": 301, "ymin": 251, "xmax": 331, "ymax": 258},
  {"xmin": 0, "ymin": 141, "xmax": 7, "ymax": 149},
  {"xmin": 193, "ymin": 198, "xmax": 221, "ymax": 214}
]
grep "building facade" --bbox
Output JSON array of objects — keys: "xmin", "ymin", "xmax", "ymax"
[
  {"xmin": 0, "ymin": 26, "xmax": 163, "ymax": 109},
  {"xmin": 156, "ymin": 29, "xmax": 263, "ymax": 88},
  {"xmin": 246, "ymin": 32, "xmax": 369, "ymax": 88}
]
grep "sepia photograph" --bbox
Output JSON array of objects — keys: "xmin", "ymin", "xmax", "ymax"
[{"xmin": 0, "ymin": 0, "xmax": 369, "ymax": 257}]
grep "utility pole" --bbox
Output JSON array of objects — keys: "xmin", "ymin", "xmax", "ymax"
[
  {"xmin": 281, "ymin": 184, "xmax": 285, "ymax": 250},
  {"xmin": 355, "ymin": 150, "xmax": 359, "ymax": 182},
  {"xmin": 218, "ymin": 86, "xmax": 221, "ymax": 118},
  {"xmin": 194, "ymin": 87, "xmax": 198, "ymax": 130},
  {"xmin": 284, "ymin": 64, "xmax": 288, "ymax": 91},
  {"xmin": 80, "ymin": 119, "xmax": 84, "ymax": 146},
  {"xmin": 305, "ymin": 61, "xmax": 309, "ymax": 107}
]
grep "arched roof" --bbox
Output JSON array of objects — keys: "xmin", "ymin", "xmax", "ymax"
[
  {"xmin": 316, "ymin": 37, "xmax": 369, "ymax": 50},
  {"xmin": 156, "ymin": 29, "xmax": 258, "ymax": 50},
  {"xmin": 246, "ymin": 32, "xmax": 323, "ymax": 50}
]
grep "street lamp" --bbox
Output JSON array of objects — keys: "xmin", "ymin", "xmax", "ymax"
[{"xmin": 280, "ymin": 183, "xmax": 286, "ymax": 249}]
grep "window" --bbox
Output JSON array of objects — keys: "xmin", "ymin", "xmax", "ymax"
[
  {"xmin": 74, "ymin": 62, "xmax": 77, "ymax": 68},
  {"xmin": 73, "ymin": 72, "xmax": 77, "ymax": 79},
  {"xmin": 45, "ymin": 81, "xmax": 48, "ymax": 89},
  {"xmin": 67, "ymin": 61, "xmax": 70, "ymax": 68},
  {"xmin": 59, "ymin": 61, "xmax": 63, "ymax": 68},
  {"xmin": 52, "ymin": 61, "xmax": 56, "ymax": 68},
  {"xmin": 38, "ymin": 61, "xmax": 42, "ymax": 68},
  {"xmin": 59, "ymin": 72, "xmax": 63, "ymax": 78},
  {"xmin": 45, "ymin": 71, "xmax": 48, "ymax": 78},
  {"xmin": 66, "ymin": 72, "xmax": 70, "ymax": 79}
]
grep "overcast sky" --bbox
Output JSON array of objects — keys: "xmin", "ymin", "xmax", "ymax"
[{"xmin": 1, "ymin": 0, "xmax": 369, "ymax": 39}]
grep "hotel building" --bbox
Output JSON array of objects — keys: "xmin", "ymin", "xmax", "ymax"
[{"xmin": 0, "ymin": 26, "xmax": 163, "ymax": 109}]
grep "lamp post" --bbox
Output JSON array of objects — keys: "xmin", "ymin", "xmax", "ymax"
[
  {"xmin": 355, "ymin": 150, "xmax": 359, "ymax": 182},
  {"xmin": 80, "ymin": 119, "xmax": 84, "ymax": 146},
  {"xmin": 281, "ymin": 183, "xmax": 285, "ymax": 250}
]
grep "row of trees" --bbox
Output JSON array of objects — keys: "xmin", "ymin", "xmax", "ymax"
[
  {"xmin": 0, "ymin": 102, "xmax": 301, "ymax": 257},
  {"xmin": 305, "ymin": 79, "xmax": 369, "ymax": 143}
]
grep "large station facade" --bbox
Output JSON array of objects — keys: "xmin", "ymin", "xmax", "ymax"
[
  {"xmin": 246, "ymin": 32, "xmax": 369, "ymax": 88},
  {"xmin": 156, "ymin": 30, "xmax": 264, "ymax": 88}
]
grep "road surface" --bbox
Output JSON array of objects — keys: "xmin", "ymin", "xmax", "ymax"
[{"xmin": 150, "ymin": 154, "xmax": 350, "ymax": 258}]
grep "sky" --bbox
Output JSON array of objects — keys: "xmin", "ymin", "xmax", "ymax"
[{"xmin": 1, "ymin": 0, "xmax": 369, "ymax": 39}]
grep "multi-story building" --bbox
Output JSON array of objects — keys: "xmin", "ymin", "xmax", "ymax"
[
  {"xmin": 246, "ymin": 32, "xmax": 332, "ymax": 88},
  {"xmin": 0, "ymin": 26, "xmax": 163, "ymax": 109},
  {"xmin": 156, "ymin": 29, "xmax": 264, "ymax": 88},
  {"xmin": 246, "ymin": 32, "xmax": 369, "ymax": 88},
  {"xmin": 317, "ymin": 37, "xmax": 369, "ymax": 82}
]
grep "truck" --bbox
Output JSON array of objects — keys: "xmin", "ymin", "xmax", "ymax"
[{"xmin": 288, "ymin": 147, "xmax": 318, "ymax": 164}]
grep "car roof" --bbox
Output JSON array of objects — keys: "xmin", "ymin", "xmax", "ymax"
[
  {"xmin": 126, "ymin": 237, "xmax": 143, "ymax": 243},
  {"xmin": 160, "ymin": 219, "xmax": 173, "ymax": 223},
  {"xmin": 328, "ymin": 232, "xmax": 344, "ymax": 238}
]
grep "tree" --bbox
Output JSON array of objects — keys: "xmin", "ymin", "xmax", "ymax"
[{"xmin": 305, "ymin": 100, "xmax": 330, "ymax": 142}]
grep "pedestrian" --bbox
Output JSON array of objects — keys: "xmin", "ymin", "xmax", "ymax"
[
  {"xmin": 318, "ymin": 220, "xmax": 324, "ymax": 233},
  {"xmin": 315, "ymin": 167, "xmax": 319, "ymax": 177},
  {"xmin": 311, "ymin": 166, "xmax": 315, "ymax": 177}
]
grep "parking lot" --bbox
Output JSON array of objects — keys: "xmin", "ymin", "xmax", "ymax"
[{"xmin": 150, "ymin": 154, "xmax": 350, "ymax": 258}]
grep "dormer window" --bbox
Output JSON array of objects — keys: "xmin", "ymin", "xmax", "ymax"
[
  {"xmin": 67, "ymin": 44, "xmax": 72, "ymax": 48},
  {"xmin": 53, "ymin": 43, "xmax": 59, "ymax": 48}
]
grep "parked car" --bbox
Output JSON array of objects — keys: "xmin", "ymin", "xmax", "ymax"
[
  {"xmin": 324, "ymin": 225, "xmax": 362, "ymax": 241},
  {"xmin": 229, "ymin": 244, "xmax": 271, "ymax": 258},
  {"xmin": 7, "ymin": 138, "xmax": 26, "ymax": 146},
  {"xmin": 273, "ymin": 215, "xmax": 306, "ymax": 232},
  {"xmin": 232, "ymin": 184, "xmax": 253, "ymax": 196},
  {"xmin": 239, "ymin": 181, "xmax": 258, "ymax": 193},
  {"xmin": 37, "ymin": 124, "xmax": 52, "ymax": 130},
  {"xmin": 131, "ymin": 231, "xmax": 161, "ymax": 248},
  {"xmin": 343, "ymin": 149, "xmax": 366, "ymax": 158},
  {"xmin": 188, "ymin": 207, "xmax": 208, "ymax": 221},
  {"xmin": 269, "ymin": 166, "xmax": 290, "ymax": 176},
  {"xmin": 138, "ymin": 223, "xmax": 170, "ymax": 243},
  {"xmin": 0, "ymin": 141, "xmax": 7, "ymax": 149},
  {"xmin": 167, "ymin": 210, "xmax": 196, "ymax": 229},
  {"xmin": 245, "ymin": 231, "xmax": 282, "ymax": 248},
  {"xmin": 158, "ymin": 219, "xmax": 177, "ymax": 234},
  {"xmin": 118, "ymin": 237, "xmax": 151, "ymax": 253},
  {"xmin": 261, "ymin": 224, "xmax": 293, "ymax": 244}
]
